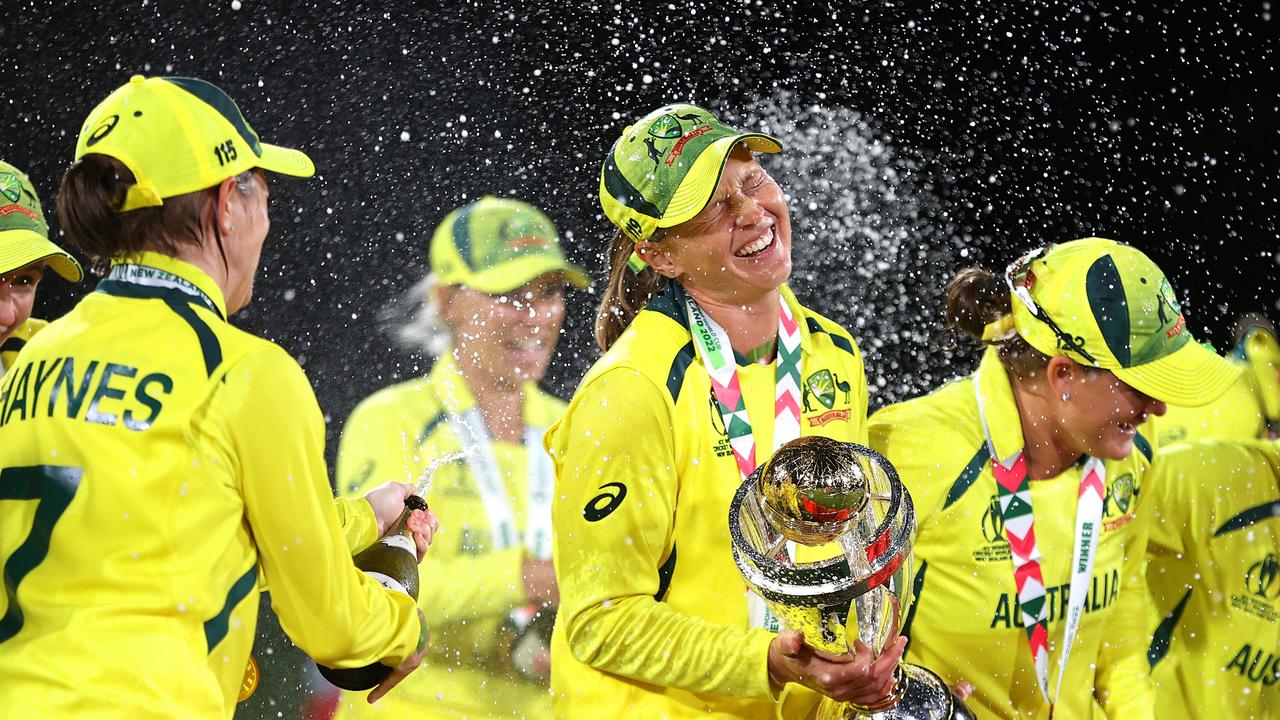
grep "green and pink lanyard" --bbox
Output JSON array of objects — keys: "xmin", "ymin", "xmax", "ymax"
[
  {"xmin": 685, "ymin": 293, "xmax": 802, "ymax": 631},
  {"xmin": 975, "ymin": 371, "xmax": 1106, "ymax": 716}
]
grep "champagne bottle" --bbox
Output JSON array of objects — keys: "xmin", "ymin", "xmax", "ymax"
[{"xmin": 317, "ymin": 494, "xmax": 427, "ymax": 691}]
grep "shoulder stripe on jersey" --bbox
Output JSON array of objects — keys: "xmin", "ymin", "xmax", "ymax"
[
  {"xmin": 1134, "ymin": 432, "xmax": 1153, "ymax": 463},
  {"xmin": 901, "ymin": 559, "xmax": 927, "ymax": 648},
  {"xmin": 204, "ymin": 565, "xmax": 259, "ymax": 652},
  {"xmin": 943, "ymin": 446, "xmax": 991, "ymax": 510},
  {"xmin": 1213, "ymin": 500, "xmax": 1280, "ymax": 537},
  {"xmin": 642, "ymin": 281, "xmax": 688, "ymax": 329},
  {"xmin": 164, "ymin": 299, "xmax": 223, "ymax": 377},
  {"xmin": 804, "ymin": 317, "xmax": 855, "ymax": 357},
  {"xmin": 0, "ymin": 336, "xmax": 24, "ymax": 354},
  {"xmin": 666, "ymin": 342, "xmax": 696, "ymax": 404},
  {"xmin": 415, "ymin": 411, "xmax": 447, "ymax": 446},
  {"xmin": 654, "ymin": 544, "xmax": 678, "ymax": 602},
  {"xmin": 1147, "ymin": 587, "xmax": 1192, "ymax": 669}
]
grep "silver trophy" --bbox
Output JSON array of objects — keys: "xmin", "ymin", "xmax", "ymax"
[{"xmin": 728, "ymin": 436, "xmax": 974, "ymax": 720}]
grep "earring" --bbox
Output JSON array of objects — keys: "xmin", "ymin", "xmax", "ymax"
[{"xmin": 1061, "ymin": 392, "xmax": 1070, "ymax": 402}]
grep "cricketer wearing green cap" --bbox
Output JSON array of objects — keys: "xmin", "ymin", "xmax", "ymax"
[
  {"xmin": 547, "ymin": 103, "xmax": 892, "ymax": 720},
  {"xmin": 333, "ymin": 196, "xmax": 587, "ymax": 720},
  {"xmin": 0, "ymin": 159, "xmax": 84, "ymax": 373}
]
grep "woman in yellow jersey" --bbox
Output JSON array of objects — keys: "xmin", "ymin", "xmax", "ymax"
[
  {"xmin": 1139, "ymin": 317, "xmax": 1280, "ymax": 719},
  {"xmin": 0, "ymin": 75, "xmax": 433, "ymax": 718},
  {"xmin": 1144, "ymin": 437, "xmax": 1280, "ymax": 719},
  {"xmin": 545, "ymin": 103, "xmax": 901, "ymax": 720},
  {"xmin": 330, "ymin": 196, "xmax": 590, "ymax": 720},
  {"xmin": 0, "ymin": 159, "xmax": 84, "ymax": 373},
  {"xmin": 868, "ymin": 238, "xmax": 1239, "ymax": 719}
]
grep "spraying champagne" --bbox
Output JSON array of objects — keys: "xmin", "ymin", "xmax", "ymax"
[{"xmin": 317, "ymin": 452, "xmax": 469, "ymax": 691}]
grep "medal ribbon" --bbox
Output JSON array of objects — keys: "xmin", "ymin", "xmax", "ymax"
[
  {"xmin": 684, "ymin": 294, "xmax": 802, "ymax": 481},
  {"xmin": 976, "ymin": 376, "xmax": 1106, "ymax": 709},
  {"xmin": 445, "ymin": 406, "xmax": 555, "ymax": 559}
]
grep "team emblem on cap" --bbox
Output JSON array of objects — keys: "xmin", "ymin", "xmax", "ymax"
[
  {"xmin": 647, "ymin": 114, "xmax": 683, "ymax": 139},
  {"xmin": 0, "ymin": 173, "xmax": 22, "ymax": 204}
]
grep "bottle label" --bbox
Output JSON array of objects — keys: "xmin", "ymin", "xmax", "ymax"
[
  {"xmin": 365, "ymin": 570, "xmax": 409, "ymax": 595},
  {"xmin": 381, "ymin": 533, "xmax": 416, "ymax": 555}
]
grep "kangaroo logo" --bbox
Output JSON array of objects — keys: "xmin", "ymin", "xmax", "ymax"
[
  {"xmin": 707, "ymin": 389, "xmax": 728, "ymax": 437},
  {"xmin": 1246, "ymin": 553, "xmax": 1280, "ymax": 600},
  {"xmin": 981, "ymin": 495, "xmax": 1006, "ymax": 544},
  {"xmin": 643, "ymin": 136, "xmax": 663, "ymax": 167}
]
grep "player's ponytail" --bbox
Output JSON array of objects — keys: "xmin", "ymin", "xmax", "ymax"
[
  {"xmin": 594, "ymin": 229, "xmax": 667, "ymax": 351},
  {"xmin": 945, "ymin": 266, "xmax": 1051, "ymax": 380},
  {"xmin": 57, "ymin": 154, "xmax": 216, "ymax": 273}
]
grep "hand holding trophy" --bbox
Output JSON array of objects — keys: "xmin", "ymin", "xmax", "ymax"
[{"xmin": 729, "ymin": 436, "xmax": 974, "ymax": 719}]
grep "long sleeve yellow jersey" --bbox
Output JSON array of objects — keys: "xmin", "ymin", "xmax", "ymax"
[
  {"xmin": 869, "ymin": 350, "xmax": 1156, "ymax": 720},
  {"xmin": 545, "ymin": 282, "xmax": 869, "ymax": 720},
  {"xmin": 331, "ymin": 354, "xmax": 565, "ymax": 720},
  {"xmin": 0, "ymin": 252, "xmax": 422, "ymax": 719},
  {"xmin": 1145, "ymin": 438, "xmax": 1280, "ymax": 719}
]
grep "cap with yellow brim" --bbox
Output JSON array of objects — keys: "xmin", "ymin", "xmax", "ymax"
[
  {"xmin": 74, "ymin": 75, "xmax": 314, "ymax": 212},
  {"xmin": 0, "ymin": 160, "xmax": 83, "ymax": 282},
  {"xmin": 1005, "ymin": 237, "xmax": 1239, "ymax": 407}
]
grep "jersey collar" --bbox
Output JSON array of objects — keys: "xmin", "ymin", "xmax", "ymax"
[
  {"xmin": 427, "ymin": 350, "xmax": 543, "ymax": 427},
  {"xmin": 974, "ymin": 347, "xmax": 1027, "ymax": 467},
  {"xmin": 106, "ymin": 251, "xmax": 228, "ymax": 319},
  {"xmin": 646, "ymin": 281, "xmax": 818, "ymax": 360}
]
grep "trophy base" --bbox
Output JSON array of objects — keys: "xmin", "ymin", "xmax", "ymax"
[{"xmin": 815, "ymin": 664, "xmax": 976, "ymax": 720}]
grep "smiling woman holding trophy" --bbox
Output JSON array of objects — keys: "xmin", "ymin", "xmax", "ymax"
[{"xmin": 544, "ymin": 103, "xmax": 899, "ymax": 719}]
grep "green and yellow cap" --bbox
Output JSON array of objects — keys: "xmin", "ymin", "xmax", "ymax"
[
  {"xmin": 599, "ymin": 103, "xmax": 782, "ymax": 244},
  {"xmin": 430, "ymin": 196, "xmax": 590, "ymax": 294},
  {"xmin": 74, "ymin": 75, "xmax": 314, "ymax": 211},
  {"xmin": 993, "ymin": 237, "xmax": 1239, "ymax": 407},
  {"xmin": 0, "ymin": 160, "xmax": 82, "ymax": 281}
]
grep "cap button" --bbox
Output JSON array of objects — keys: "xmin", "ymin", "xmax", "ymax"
[{"xmin": 130, "ymin": 75, "xmax": 145, "ymax": 84}]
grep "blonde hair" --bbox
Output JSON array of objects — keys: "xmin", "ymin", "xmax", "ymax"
[{"xmin": 383, "ymin": 273, "xmax": 452, "ymax": 358}]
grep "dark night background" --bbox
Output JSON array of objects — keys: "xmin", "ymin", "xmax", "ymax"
[{"xmin": 5, "ymin": 1, "xmax": 1278, "ymax": 714}]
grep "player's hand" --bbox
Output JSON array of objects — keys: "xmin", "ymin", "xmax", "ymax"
[
  {"xmin": 367, "ymin": 609, "xmax": 429, "ymax": 703},
  {"xmin": 364, "ymin": 482, "xmax": 440, "ymax": 561},
  {"xmin": 521, "ymin": 556, "xmax": 559, "ymax": 606},
  {"xmin": 767, "ymin": 629, "xmax": 906, "ymax": 705}
]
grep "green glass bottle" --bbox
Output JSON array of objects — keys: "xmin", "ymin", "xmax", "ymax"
[{"xmin": 317, "ymin": 494, "xmax": 427, "ymax": 690}]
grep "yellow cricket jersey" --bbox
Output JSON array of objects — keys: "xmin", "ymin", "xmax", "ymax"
[
  {"xmin": 1, "ymin": 318, "xmax": 48, "ymax": 376},
  {"xmin": 1144, "ymin": 439, "xmax": 1280, "ymax": 719},
  {"xmin": 0, "ymin": 252, "xmax": 421, "ymax": 719},
  {"xmin": 331, "ymin": 354, "xmax": 565, "ymax": 720},
  {"xmin": 545, "ymin": 282, "xmax": 869, "ymax": 720},
  {"xmin": 869, "ymin": 350, "xmax": 1156, "ymax": 720},
  {"xmin": 1153, "ymin": 367, "xmax": 1273, "ymax": 446}
]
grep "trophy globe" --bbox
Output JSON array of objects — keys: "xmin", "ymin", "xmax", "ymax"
[{"xmin": 729, "ymin": 436, "xmax": 974, "ymax": 720}]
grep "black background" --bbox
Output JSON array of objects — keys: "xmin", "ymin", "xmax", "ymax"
[{"xmin": 5, "ymin": 2, "xmax": 1278, "ymax": 712}]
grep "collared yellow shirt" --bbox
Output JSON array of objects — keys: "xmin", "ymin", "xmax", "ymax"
[
  {"xmin": 332, "ymin": 354, "xmax": 565, "ymax": 720},
  {"xmin": 0, "ymin": 252, "xmax": 420, "ymax": 719},
  {"xmin": 546, "ymin": 282, "xmax": 869, "ymax": 720},
  {"xmin": 869, "ymin": 350, "xmax": 1156, "ymax": 720},
  {"xmin": 1145, "ymin": 439, "xmax": 1280, "ymax": 720}
]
